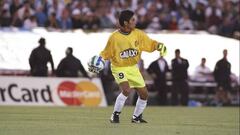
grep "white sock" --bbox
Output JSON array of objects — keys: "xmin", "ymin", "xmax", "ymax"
[
  {"xmin": 133, "ymin": 97, "xmax": 147, "ymax": 118},
  {"xmin": 113, "ymin": 93, "xmax": 128, "ymax": 113}
]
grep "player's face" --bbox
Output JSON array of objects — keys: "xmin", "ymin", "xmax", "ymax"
[
  {"xmin": 223, "ymin": 49, "xmax": 228, "ymax": 57},
  {"xmin": 127, "ymin": 16, "xmax": 136, "ymax": 30}
]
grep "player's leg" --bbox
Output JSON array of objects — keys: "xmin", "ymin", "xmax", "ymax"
[
  {"xmin": 180, "ymin": 81, "xmax": 189, "ymax": 106},
  {"xmin": 126, "ymin": 66, "xmax": 148, "ymax": 123},
  {"xmin": 110, "ymin": 81, "xmax": 131, "ymax": 123},
  {"xmin": 110, "ymin": 66, "xmax": 130, "ymax": 123},
  {"xmin": 222, "ymin": 84, "xmax": 231, "ymax": 105},
  {"xmin": 132, "ymin": 86, "xmax": 148, "ymax": 123},
  {"xmin": 171, "ymin": 81, "xmax": 179, "ymax": 105},
  {"xmin": 214, "ymin": 86, "xmax": 223, "ymax": 105}
]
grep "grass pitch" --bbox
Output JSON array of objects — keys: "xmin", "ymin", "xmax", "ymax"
[{"xmin": 0, "ymin": 106, "xmax": 239, "ymax": 135}]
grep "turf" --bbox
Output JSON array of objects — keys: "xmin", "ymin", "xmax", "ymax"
[{"xmin": 0, "ymin": 106, "xmax": 239, "ymax": 135}]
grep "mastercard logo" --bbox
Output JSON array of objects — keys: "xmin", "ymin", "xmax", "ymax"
[{"xmin": 57, "ymin": 81, "xmax": 102, "ymax": 106}]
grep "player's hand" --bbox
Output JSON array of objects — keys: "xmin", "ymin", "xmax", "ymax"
[
  {"xmin": 88, "ymin": 65, "xmax": 101, "ymax": 74},
  {"xmin": 87, "ymin": 75, "xmax": 93, "ymax": 80},
  {"xmin": 157, "ymin": 43, "xmax": 167, "ymax": 56},
  {"xmin": 87, "ymin": 55, "xmax": 105, "ymax": 74}
]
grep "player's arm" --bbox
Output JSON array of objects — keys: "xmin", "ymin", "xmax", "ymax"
[
  {"xmin": 49, "ymin": 51, "xmax": 55, "ymax": 74},
  {"xmin": 139, "ymin": 30, "xmax": 167, "ymax": 56},
  {"xmin": 100, "ymin": 36, "xmax": 114, "ymax": 60},
  {"xmin": 88, "ymin": 36, "xmax": 113, "ymax": 73}
]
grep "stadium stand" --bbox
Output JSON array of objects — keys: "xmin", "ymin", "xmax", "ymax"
[{"xmin": 0, "ymin": 0, "xmax": 239, "ymax": 39}]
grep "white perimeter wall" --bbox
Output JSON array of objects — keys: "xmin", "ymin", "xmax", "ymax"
[{"xmin": 0, "ymin": 28, "xmax": 239, "ymax": 77}]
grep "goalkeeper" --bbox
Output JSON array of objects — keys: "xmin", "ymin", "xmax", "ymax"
[{"xmin": 89, "ymin": 10, "xmax": 167, "ymax": 123}]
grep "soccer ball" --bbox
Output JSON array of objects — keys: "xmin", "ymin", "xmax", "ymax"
[{"xmin": 88, "ymin": 55, "xmax": 105, "ymax": 73}]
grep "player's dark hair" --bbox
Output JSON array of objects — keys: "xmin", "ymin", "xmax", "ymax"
[
  {"xmin": 119, "ymin": 10, "xmax": 134, "ymax": 27},
  {"xmin": 38, "ymin": 37, "xmax": 45, "ymax": 45},
  {"xmin": 66, "ymin": 47, "xmax": 73, "ymax": 55},
  {"xmin": 175, "ymin": 49, "xmax": 180, "ymax": 54}
]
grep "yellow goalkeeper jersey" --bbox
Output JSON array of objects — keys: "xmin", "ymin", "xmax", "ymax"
[{"xmin": 100, "ymin": 28, "xmax": 158, "ymax": 67}]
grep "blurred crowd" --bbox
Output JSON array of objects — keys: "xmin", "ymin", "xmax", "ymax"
[{"xmin": 0, "ymin": 0, "xmax": 240, "ymax": 39}]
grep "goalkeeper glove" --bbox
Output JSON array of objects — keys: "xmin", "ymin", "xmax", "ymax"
[
  {"xmin": 88, "ymin": 65, "xmax": 102, "ymax": 73},
  {"xmin": 157, "ymin": 43, "xmax": 167, "ymax": 56}
]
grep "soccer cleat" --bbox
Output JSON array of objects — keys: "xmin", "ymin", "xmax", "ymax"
[
  {"xmin": 110, "ymin": 111, "xmax": 121, "ymax": 123},
  {"xmin": 131, "ymin": 114, "xmax": 148, "ymax": 123}
]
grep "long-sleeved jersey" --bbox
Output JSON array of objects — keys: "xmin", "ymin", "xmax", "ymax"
[{"xmin": 100, "ymin": 28, "xmax": 158, "ymax": 67}]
